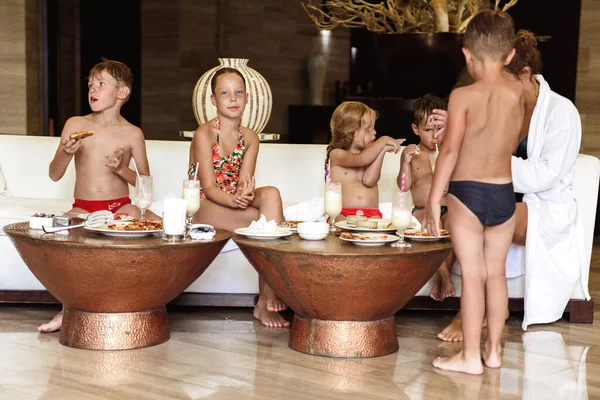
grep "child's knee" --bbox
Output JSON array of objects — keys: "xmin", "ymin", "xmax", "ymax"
[{"xmin": 264, "ymin": 186, "xmax": 282, "ymax": 203}]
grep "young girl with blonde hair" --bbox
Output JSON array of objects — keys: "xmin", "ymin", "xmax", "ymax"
[{"xmin": 326, "ymin": 101, "xmax": 404, "ymax": 219}]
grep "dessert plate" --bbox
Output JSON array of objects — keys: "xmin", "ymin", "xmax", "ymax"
[{"xmin": 234, "ymin": 227, "xmax": 293, "ymax": 240}]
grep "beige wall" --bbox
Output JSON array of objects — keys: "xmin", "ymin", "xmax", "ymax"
[
  {"xmin": 0, "ymin": 0, "xmax": 27, "ymax": 135},
  {"xmin": 140, "ymin": 0, "xmax": 350, "ymax": 140},
  {"xmin": 577, "ymin": 0, "xmax": 600, "ymax": 159}
]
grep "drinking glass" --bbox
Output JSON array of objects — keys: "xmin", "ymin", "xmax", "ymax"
[
  {"xmin": 391, "ymin": 190, "xmax": 413, "ymax": 248},
  {"xmin": 135, "ymin": 175, "xmax": 153, "ymax": 219},
  {"xmin": 163, "ymin": 198, "xmax": 186, "ymax": 242},
  {"xmin": 182, "ymin": 180, "xmax": 201, "ymax": 233},
  {"xmin": 324, "ymin": 182, "xmax": 343, "ymax": 232}
]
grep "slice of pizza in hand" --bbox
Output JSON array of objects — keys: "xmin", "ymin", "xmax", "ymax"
[{"xmin": 69, "ymin": 130, "xmax": 94, "ymax": 140}]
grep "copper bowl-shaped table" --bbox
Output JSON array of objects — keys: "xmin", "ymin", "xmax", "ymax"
[
  {"xmin": 234, "ymin": 234, "xmax": 452, "ymax": 358},
  {"xmin": 3, "ymin": 222, "xmax": 231, "ymax": 350}
]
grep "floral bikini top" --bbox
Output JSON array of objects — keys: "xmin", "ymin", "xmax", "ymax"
[{"xmin": 193, "ymin": 120, "xmax": 246, "ymax": 197}]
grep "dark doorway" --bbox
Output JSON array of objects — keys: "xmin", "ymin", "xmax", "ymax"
[
  {"xmin": 46, "ymin": 0, "xmax": 142, "ymax": 135},
  {"xmin": 79, "ymin": 0, "xmax": 142, "ymax": 127}
]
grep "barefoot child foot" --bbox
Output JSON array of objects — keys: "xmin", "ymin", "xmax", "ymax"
[
  {"xmin": 482, "ymin": 343, "xmax": 503, "ymax": 369},
  {"xmin": 432, "ymin": 351, "xmax": 484, "ymax": 375},
  {"xmin": 429, "ymin": 273, "xmax": 443, "ymax": 301},
  {"xmin": 264, "ymin": 285, "xmax": 288, "ymax": 312},
  {"xmin": 253, "ymin": 297, "xmax": 289, "ymax": 328},
  {"xmin": 38, "ymin": 310, "xmax": 63, "ymax": 333}
]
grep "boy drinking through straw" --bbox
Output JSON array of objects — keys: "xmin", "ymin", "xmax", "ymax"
[
  {"xmin": 399, "ymin": 94, "xmax": 456, "ymax": 301},
  {"xmin": 423, "ymin": 10, "xmax": 524, "ymax": 374}
]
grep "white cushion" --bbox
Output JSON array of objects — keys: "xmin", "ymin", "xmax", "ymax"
[{"xmin": 0, "ymin": 165, "xmax": 6, "ymax": 195}]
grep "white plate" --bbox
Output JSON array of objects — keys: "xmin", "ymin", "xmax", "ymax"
[
  {"xmin": 335, "ymin": 220, "xmax": 415, "ymax": 233},
  {"xmin": 403, "ymin": 229, "xmax": 450, "ymax": 241},
  {"xmin": 234, "ymin": 227, "xmax": 293, "ymax": 240},
  {"xmin": 339, "ymin": 233, "xmax": 399, "ymax": 246},
  {"xmin": 85, "ymin": 223, "xmax": 162, "ymax": 238}
]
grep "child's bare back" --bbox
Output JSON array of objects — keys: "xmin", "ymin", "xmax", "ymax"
[{"xmin": 450, "ymin": 80, "xmax": 524, "ymax": 183}]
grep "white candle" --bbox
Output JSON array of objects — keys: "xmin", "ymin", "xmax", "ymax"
[{"xmin": 163, "ymin": 198, "xmax": 186, "ymax": 236}]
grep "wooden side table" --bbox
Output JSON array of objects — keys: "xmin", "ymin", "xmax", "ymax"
[
  {"xmin": 234, "ymin": 234, "xmax": 452, "ymax": 357},
  {"xmin": 3, "ymin": 222, "xmax": 231, "ymax": 350}
]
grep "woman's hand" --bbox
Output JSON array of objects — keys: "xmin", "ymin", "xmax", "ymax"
[
  {"xmin": 428, "ymin": 109, "xmax": 448, "ymax": 145},
  {"xmin": 401, "ymin": 144, "xmax": 419, "ymax": 164},
  {"xmin": 423, "ymin": 201, "xmax": 441, "ymax": 237},
  {"xmin": 105, "ymin": 145, "xmax": 127, "ymax": 174}
]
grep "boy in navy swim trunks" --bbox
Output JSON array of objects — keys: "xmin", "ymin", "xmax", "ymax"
[
  {"xmin": 42, "ymin": 59, "xmax": 155, "ymax": 333},
  {"xmin": 399, "ymin": 94, "xmax": 456, "ymax": 302},
  {"xmin": 423, "ymin": 10, "xmax": 525, "ymax": 375}
]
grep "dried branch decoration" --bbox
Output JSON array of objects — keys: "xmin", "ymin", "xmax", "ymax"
[{"xmin": 301, "ymin": 0, "xmax": 521, "ymax": 34}]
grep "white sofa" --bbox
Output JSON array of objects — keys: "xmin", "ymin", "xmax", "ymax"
[{"xmin": 1, "ymin": 134, "xmax": 598, "ymax": 317}]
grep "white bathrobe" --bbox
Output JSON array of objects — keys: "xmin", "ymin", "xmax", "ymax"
[{"xmin": 512, "ymin": 75, "xmax": 590, "ymax": 330}]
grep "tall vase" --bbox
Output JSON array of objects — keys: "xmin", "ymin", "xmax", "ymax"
[
  {"xmin": 307, "ymin": 55, "xmax": 328, "ymax": 105},
  {"xmin": 192, "ymin": 58, "xmax": 272, "ymax": 134}
]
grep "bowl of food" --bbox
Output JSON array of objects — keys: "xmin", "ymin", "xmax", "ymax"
[{"xmin": 297, "ymin": 222, "xmax": 329, "ymax": 240}]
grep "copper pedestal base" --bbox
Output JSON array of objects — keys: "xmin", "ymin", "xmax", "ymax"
[
  {"xmin": 59, "ymin": 306, "xmax": 170, "ymax": 350},
  {"xmin": 289, "ymin": 315, "xmax": 398, "ymax": 358}
]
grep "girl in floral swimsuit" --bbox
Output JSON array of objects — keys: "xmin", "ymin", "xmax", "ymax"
[{"xmin": 188, "ymin": 67, "xmax": 289, "ymax": 328}]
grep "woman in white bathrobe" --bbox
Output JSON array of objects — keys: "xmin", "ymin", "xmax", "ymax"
[{"xmin": 437, "ymin": 30, "xmax": 590, "ymax": 341}]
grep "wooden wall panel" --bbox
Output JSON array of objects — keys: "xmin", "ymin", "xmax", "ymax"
[
  {"xmin": 140, "ymin": 1, "xmax": 181, "ymax": 141},
  {"xmin": 178, "ymin": 0, "xmax": 218, "ymax": 133},
  {"xmin": 0, "ymin": 0, "xmax": 27, "ymax": 135},
  {"xmin": 577, "ymin": 0, "xmax": 600, "ymax": 159},
  {"xmin": 26, "ymin": 0, "xmax": 43, "ymax": 136}
]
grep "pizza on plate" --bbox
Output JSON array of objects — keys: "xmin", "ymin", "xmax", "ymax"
[
  {"xmin": 278, "ymin": 220, "xmax": 303, "ymax": 229},
  {"xmin": 340, "ymin": 232, "xmax": 389, "ymax": 241},
  {"xmin": 108, "ymin": 219, "xmax": 163, "ymax": 231},
  {"xmin": 404, "ymin": 228, "xmax": 449, "ymax": 237}
]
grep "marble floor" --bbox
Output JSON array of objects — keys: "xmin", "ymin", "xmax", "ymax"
[{"xmin": 1, "ymin": 244, "xmax": 600, "ymax": 400}]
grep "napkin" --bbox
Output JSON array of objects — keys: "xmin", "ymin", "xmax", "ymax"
[
  {"xmin": 189, "ymin": 224, "xmax": 216, "ymax": 240},
  {"xmin": 248, "ymin": 214, "xmax": 278, "ymax": 232}
]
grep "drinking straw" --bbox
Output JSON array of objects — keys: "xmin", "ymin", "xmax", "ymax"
[
  {"xmin": 400, "ymin": 173, "xmax": 405, "ymax": 203},
  {"xmin": 131, "ymin": 157, "xmax": 141, "ymax": 180},
  {"xmin": 193, "ymin": 161, "xmax": 199, "ymax": 180},
  {"xmin": 325, "ymin": 160, "xmax": 332, "ymax": 184}
]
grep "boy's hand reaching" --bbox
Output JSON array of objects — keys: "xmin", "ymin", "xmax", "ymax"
[
  {"xmin": 422, "ymin": 201, "xmax": 441, "ymax": 237},
  {"xmin": 401, "ymin": 144, "xmax": 419, "ymax": 164},
  {"xmin": 104, "ymin": 145, "xmax": 127, "ymax": 174},
  {"xmin": 61, "ymin": 138, "xmax": 83, "ymax": 155},
  {"xmin": 385, "ymin": 138, "xmax": 406, "ymax": 154}
]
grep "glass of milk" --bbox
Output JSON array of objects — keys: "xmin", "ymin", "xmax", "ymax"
[
  {"xmin": 135, "ymin": 175, "xmax": 153, "ymax": 219},
  {"xmin": 182, "ymin": 180, "xmax": 201, "ymax": 233},
  {"xmin": 163, "ymin": 198, "xmax": 186, "ymax": 241},
  {"xmin": 391, "ymin": 190, "xmax": 413, "ymax": 248},
  {"xmin": 324, "ymin": 182, "xmax": 343, "ymax": 232}
]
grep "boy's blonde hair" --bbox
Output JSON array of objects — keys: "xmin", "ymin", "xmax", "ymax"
[
  {"xmin": 326, "ymin": 101, "xmax": 377, "ymax": 159},
  {"xmin": 87, "ymin": 58, "xmax": 133, "ymax": 102},
  {"xmin": 463, "ymin": 10, "xmax": 515, "ymax": 61}
]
